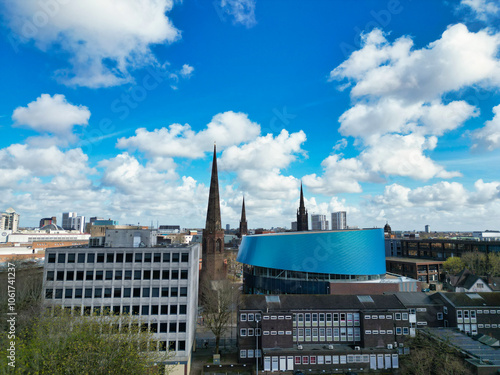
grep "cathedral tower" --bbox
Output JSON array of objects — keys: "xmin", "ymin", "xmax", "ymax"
[
  {"xmin": 201, "ymin": 145, "xmax": 226, "ymax": 281},
  {"xmin": 296, "ymin": 183, "xmax": 308, "ymax": 231}
]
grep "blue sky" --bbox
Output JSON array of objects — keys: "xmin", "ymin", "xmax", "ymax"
[{"xmin": 1, "ymin": 0, "xmax": 500, "ymax": 231}]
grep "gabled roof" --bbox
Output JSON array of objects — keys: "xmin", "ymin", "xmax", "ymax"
[
  {"xmin": 240, "ymin": 294, "xmax": 406, "ymax": 312},
  {"xmin": 436, "ymin": 292, "xmax": 500, "ymax": 307}
]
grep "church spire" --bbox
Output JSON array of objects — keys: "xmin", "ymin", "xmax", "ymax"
[
  {"xmin": 205, "ymin": 144, "xmax": 222, "ymax": 233},
  {"xmin": 297, "ymin": 182, "xmax": 308, "ymax": 231},
  {"xmin": 239, "ymin": 196, "xmax": 248, "ymax": 237},
  {"xmin": 201, "ymin": 144, "xmax": 226, "ymax": 281}
]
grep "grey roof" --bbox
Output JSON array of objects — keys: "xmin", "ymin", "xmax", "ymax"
[
  {"xmin": 390, "ymin": 292, "xmax": 440, "ymax": 307},
  {"xmin": 424, "ymin": 328, "xmax": 500, "ymax": 366},
  {"xmin": 240, "ymin": 294, "xmax": 406, "ymax": 312},
  {"xmin": 436, "ymin": 292, "xmax": 500, "ymax": 307}
]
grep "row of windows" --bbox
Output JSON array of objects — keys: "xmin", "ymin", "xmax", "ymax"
[
  {"xmin": 365, "ymin": 313, "xmax": 408, "ymax": 321},
  {"xmin": 239, "ymin": 349, "xmax": 261, "ymax": 359},
  {"xmin": 294, "ymin": 312, "xmax": 361, "ymax": 326},
  {"xmin": 47, "ymin": 252, "xmax": 189, "ymax": 264},
  {"xmin": 45, "ymin": 303, "xmax": 188, "ymax": 316},
  {"xmin": 457, "ymin": 309, "xmax": 500, "ymax": 319},
  {"xmin": 240, "ymin": 328, "xmax": 261, "ymax": 336},
  {"xmin": 45, "ymin": 286, "xmax": 188, "ymax": 299},
  {"xmin": 292, "ymin": 327, "xmax": 361, "ymax": 342},
  {"xmin": 365, "ymin": 327, "xmax": 409, "ymax": 335},
  {"xmin": 46, "ymin": 269, "xmax": 188, "ymax": 282},
  {"xmin": 240, "ymin": 313, "xmax": 263, "ymax": 322}
]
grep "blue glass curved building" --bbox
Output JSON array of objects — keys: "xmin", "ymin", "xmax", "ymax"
[{"xmin": 237, "ymin": 229, "xmax": 386, "ymax": 294}]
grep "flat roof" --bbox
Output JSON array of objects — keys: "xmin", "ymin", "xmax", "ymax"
[{"xmin": 386, "ymin": 257, "xmax": 444, "ymax": 264}]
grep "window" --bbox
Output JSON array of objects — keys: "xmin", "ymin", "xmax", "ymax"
[
  {"xmin": 124, "ymin": 288, "xmax": 131, "ymax": 298},
  {"xmin": 144, "ymin": 253, "xmax": 152, "ymax": 262},
  {"xmin": 125, "ymin": 270, "xmax": 132, "ymax": 280},
  {"xmin": 171, "ymin": 288, "xmax": 178, "ymax": 297},
  {"xmin": 305, "ymin": 313, "xmax": 311, "ymax": 323},
  {"xmin": 56, "ymin": 271, "xmax": 64, "ymax": 281},
  {"xmin": 115, "ymin": 270, "xmax": 122, "ymax": 280},
  {"xmin": 142, "ymin": 306, "xmax": 149, "ymax": 315},
  {"xmin": 143, "ymin": 270, "xmax": 151, "ymax": 280},
  {"xmin": 181, "ymin": 253, "xmax": 189, "ymax": 262},
  {"xmin": 179, "ymin": 322, "xmax": 186, "ymax": 332},
  {"xmin": 171, "ymin": 270, "xmax": 179, "ymax": 279},
  {"xmin": 135, "ymin": 253, "xmax": 142, "ymax": 262},
  {"xmin": 170, "ymin": 305, "xmax": 178, "ymax": 314},
  {"xmin": 152, "ymin": 288, "xmax": 160, "ymax": 298},
  {"xmin": 76, "ymin": 271, "xmax": 84, "ymax": 281},
  {"xmin": 248, "ymin": 328, "xmax": 254, "ymax": 336},
  {"xmin": 125, "ymin": 253, "xmax": 133, "ymax": 262},
  {"xmin": 295, "ymin": 356, "xmax": 301, "ymax": 365},
  {"xmin": 85, "ymin": 288, "xmax": 92, "ymax": 298},
  {"xmin": 444, "ymin": 306, "xmax": 448, "ymax": 314},
  {"xmin": 248, "ymin": 313, "xmax": 254, "ymax": 321},
  {"xmin": 86, "ymin": 271, "xmax": 94, "ymax": 281},
  {"xmin": 437, "ymin": 313, "xmax": 443, "ymax": 320},
  {"xmin": 396, "ymin": 327, "xmax": 402, "ymax": 335},
  {"xmin": 97, "ymin": 253, "xmax": 104, "ymax": 263},
  {"xmin": 106, "ymin": 271, "xmax": 113, "ymax": 280},
  {"xmin": 134, "ymin": 270, "xmax": 141, "ymax": 280},
  {"xmin": 179, "ymin": 305, "xmax": 187, "ymax": 314},
  {"xmin": 153, "ymin": 270, "xmax": 161, "ymax": 280},
  {"xmin": 104, "ymin": 288, "xmax": 112, "ymax": 298},
  {"xmin": 68, "ymin": 253, "xmax": 75, "ymax": 263},
  {"xmin": 163, "ymin": 253, "xmax": 170, "ymax": 262},
  {"xmin": 66, "ymin": 271, "xmax": 74, "ymax": 281},
  {"xmin": 143, "ymin": 288, "xmax": 150, "ymax": 298},
  {"xmin": 172, "ymin": 253, "xmax": 179, "ymax": 262},
  {"xmin": 87, "ymin": 253, "xmax": 95, "ymax": 263},
  {"xmin": 180, "ymin": 287, "xmax": 187, "ymax": 297},
  {"xmin": 154, "ymin": 253, "xmax": 161, "ymax": 262},
  {"xmin": 58, "ymin": 253, "xmax": 66, "ymax": 263},
  {"xmin": 403, "ymin": 327, "xmax": 409, "ymax": 335},
  {"xmin": 240, "ymin": 350, "xmax": 247, "ymax": 359},
  {"xmin": 181, "ymin": 270, "xmax": 188, "ymax": 279},
  {"xmin": 75, "ymin": 288, "xmax": 82, "ymax": 298},
  {"xmin": 402, "ymin": 313, "xmax": 408, "ymax": 320},
  {"xmin": 161, "ymin": 288, "xmax": 169, "ymax": 297},
  {"xmin": 457, "ymin": 310, "xmax": 463, "ymax": 319},
  {"xmin": 77, "ymin": 253, "xmax": 85, "ymax": 263},
  {"xmin": 133, "ymin": 288, "xmax": 141, "ymax": 297},
  {"xmin": 48, "ymin": 253, "xmax": 56, "ymax": 263},
  {"xmin": 395, "ymin": 313, "xmax": 401, "ymax": 320},
  {"xmin": 116, "ymin": 253, "xmax": 124, "ymax": 262},
  {"xmin": 106, "ymin": 253, "xmax": 114, "ymax": 263},
  {"xmin": 95, "ymin": 271, "xmax": 103, "ymax": 280},
  {"xmin": 45, "ymin": 289, "xmax": 53, "ymax": 299}
]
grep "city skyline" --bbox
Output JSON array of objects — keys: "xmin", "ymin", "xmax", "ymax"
[{"xmin": 1, "ymin": 1, "xmax": 500, "ymax": 231}]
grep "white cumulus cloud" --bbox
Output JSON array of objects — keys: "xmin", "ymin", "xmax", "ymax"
[
  {"xmin": 472, "ymin": 104, "xmax": 500, "ymax": 151},
  {"xmin": 117, "ymin": 111, "xmax": 261, "ymax": 158},
  {"xmin": 220, "ymin": 0, "xmax": 257, "ymax": 28},
  {"xmin": 12, "ymin": 94, "xmax": 90, "ymax": 135},
  {"xmin": 5, "ymin": 0, "xmax": 180, "ymax": 88}
]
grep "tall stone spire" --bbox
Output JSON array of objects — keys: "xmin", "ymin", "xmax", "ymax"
[
  {"xmin": 202, "ymin": 144, "xmax": 226, "ymax": 281},
  {"xmin": 239, "ymin": 197, "xmax": 248, "ymax": 237},
  {"xmin": 297, "ymin": 182, "xmax": 308, "ymax": 231},
  {"xmin": 205, "ymin": 144, "xmax": 222, "ymax": 233}
]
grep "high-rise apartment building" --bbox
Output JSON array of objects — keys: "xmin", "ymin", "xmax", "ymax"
[
  {"xmin": 62, "ymin": 212, "xmax": 85, "ymax": 232},
  {"xmin": 0, "ymin": 207, "xmax": 19, "ymax": 232},
  {"xmin": 331, "ymin": 211, "xmax": 346, "ymax": 230},
  {"xmin": 311, "ymin": 214, "xmax": 329, "ymax": 231},
  {"xmin": 43, "ymin": 241, "xmax": 200, "ymax": 374}
]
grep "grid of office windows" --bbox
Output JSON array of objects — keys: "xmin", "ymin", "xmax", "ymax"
[{"xmin": 43, "ymin": 245, "xmax": 199, "ymax": 358}]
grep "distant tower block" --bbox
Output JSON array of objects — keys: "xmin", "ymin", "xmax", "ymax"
[
  {"xmin": 201, "ymin": 145, "xmax": 226, "ymax": 281},
  {"xmin": 296, "ymin": 183, "xmax": 308, "ymax": 231},
  {"xmin": 425, "ymin": 225, "xmax": 430, "ymax": 233},
  {"xmin": 331, "ymin": 211, "xmax": 346, "ymax": 230}
]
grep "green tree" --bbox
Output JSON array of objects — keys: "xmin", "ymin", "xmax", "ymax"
[
  {"xmin": 200, "ymin": 278, "xmax": 239, "ymax": 354},
  {"xmin": 443, "ymin": 257, "xmax": 465, "ymax": 275},
  {"xmin": 2, "ymin": 308, "xmax": 169, "ymax": 374},
  {"xmin": 461, "ymin": 252, "xmax": 487, "ymax": 275},
  {"xmin": 488, "ymin": 252, "xmax": 500, "ymax": 276},
  {"xmin": 400, "ymin": 331, "xmax": 473, "ymax": 375}
]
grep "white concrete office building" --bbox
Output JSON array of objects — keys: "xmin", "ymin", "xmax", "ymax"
[
  {"xmin": 43, "ymin": 243, "xmax": 200, "ymax": 375},
  {"xmin": 331, "ymin": 211, "xmax": 347, "ymax": 230},
  {"xmin": 311, "ymin": 214, "xmax": 328, "ymax": 231}
]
